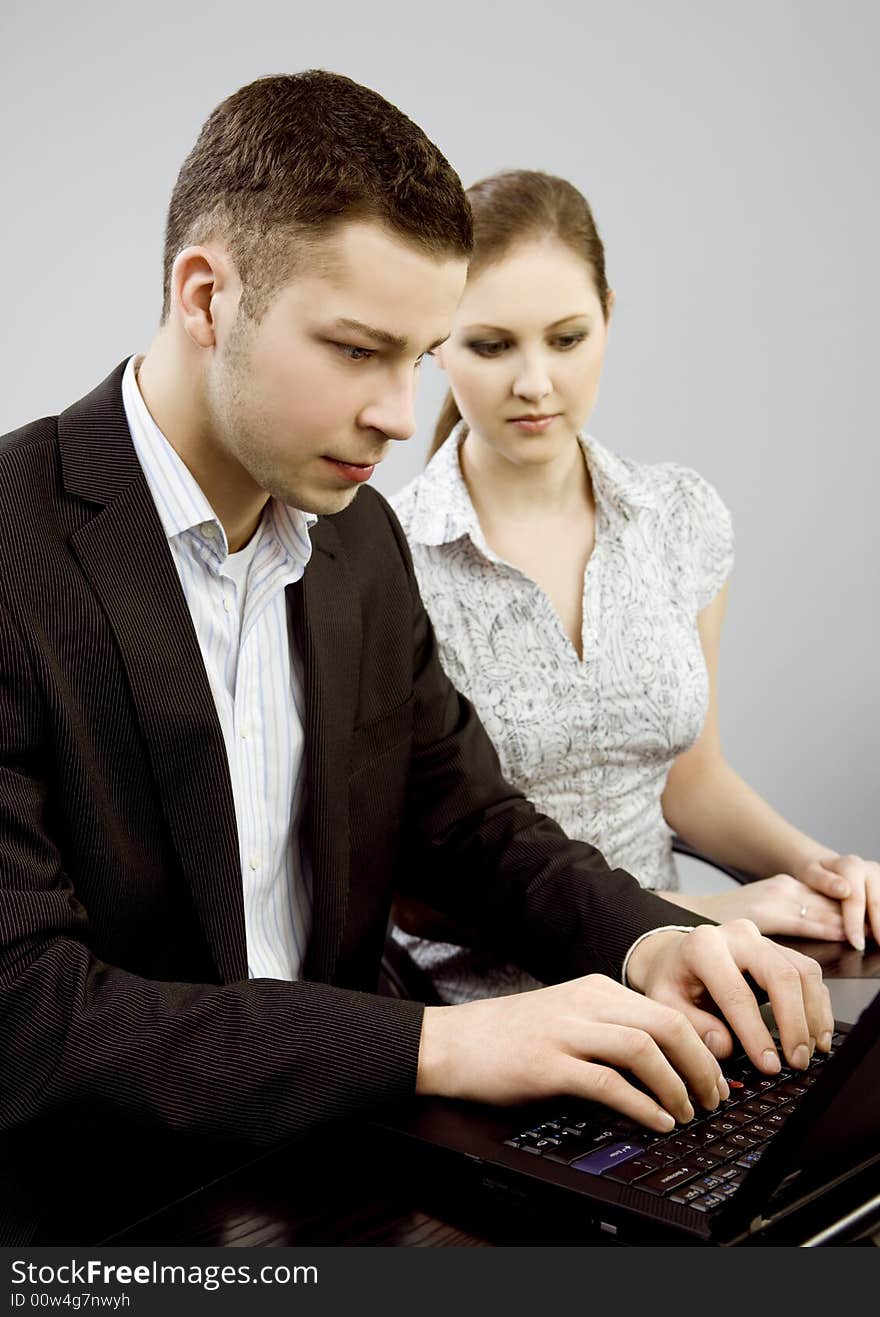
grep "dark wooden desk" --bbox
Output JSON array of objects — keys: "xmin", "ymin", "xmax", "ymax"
[
  {"xmin": 102, "ymin": 945, "xmax": 879, "ymax": 1248},
  {"xmin": 104, "ymin": 1130, "xmax": 589, "ymax": 1247}
]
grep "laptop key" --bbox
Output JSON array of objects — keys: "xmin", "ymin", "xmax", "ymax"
[
  {"xmin": 634, "ymin": 1162, "xmax": 704, "ymax": 1196},
  {"xmin": 604, "ymin": 1159, "xmax": 658, "ymax": 1185},
  {"xmin": 741, "ymin": 1100, "xmax": 775, "ymax": 1117},
  {"xmin": 690, "ymin": 1192, "xmax": 727, "ymax": 1213},
  {"xmin": 669, "ymin": 1184, "xmax": 705, "ymax": 1205},
  {"xmin": 735, "ymin": 1149, "xmax": 766, "ymax": 1168},
  {"xmin": 705, "ymin": 1139, "xmax": 741, "ymax": 1159},
  {"xmin": 706, "ymin": 1118, "xmax": 739, "ymax": 1136},
  {"xmin": 747, "ymin": 1088, "xmax": 786, "ymax": 1106},
  {"xmin": 544, "ymin": 1144, "xmax": 594, "ymax": 1165},
  {"xmin": 664, "ymin": 1136, "xmax": 699, "ymax": 1156},
  {"xmin": 776, "ymin": 1081, "xmax": 809, "ymax": 1100},
  {"xmin": 689, "ymin": 1126, "xmax": 727, "ymax": 1147},
  {"xmin": 717, "ymin": 1108, "xmax": 753, "ymax": 1126},
  {"xmin": 728, "ymin": 1131, "xmax": 761, "ymax": 1150},
  {"xmin": 743, "ymin": 1121, "xmax": 775, "ymax": 1139},
  {"xmin": 570, "ymin": 1141, "xmax": 647, "ymax": 1176}
]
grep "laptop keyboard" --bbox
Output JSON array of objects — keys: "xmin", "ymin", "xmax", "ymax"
[{"xmin": 502, "ymin": 1034, "xmax": 844, "ymax": 1215}]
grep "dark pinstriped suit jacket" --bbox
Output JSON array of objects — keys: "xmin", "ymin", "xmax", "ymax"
[{"xmin": 0, "ymin": 362, "xmax": 706, "ymax": 1238}]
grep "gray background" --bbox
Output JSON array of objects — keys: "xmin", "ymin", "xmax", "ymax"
[{"xmin": 2, "ymin": 0, "xmax": 876, "ymax": 860}]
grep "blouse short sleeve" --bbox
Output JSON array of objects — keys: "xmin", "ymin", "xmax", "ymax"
[{"xmin": 660, "ymin": 465, "xmax": 735, "ymax": 610}]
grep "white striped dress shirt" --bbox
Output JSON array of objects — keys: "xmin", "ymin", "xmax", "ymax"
[{"xmin": 121, "ymin": 354, "xmax": 317, "ymax": 980}]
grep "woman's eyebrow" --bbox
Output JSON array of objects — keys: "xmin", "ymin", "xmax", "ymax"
[
  {"xmin": 461, "ymin": 313, "xmax": 592, "ymax": 335},
  {"xmin": 546, "ymin": 312, "xmax": 593, "ymax": 330}
]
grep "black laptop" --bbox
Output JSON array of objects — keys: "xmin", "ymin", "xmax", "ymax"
[{"xmin": 374, "ymin": 974, "xmax": 880, "ymax": 1246}]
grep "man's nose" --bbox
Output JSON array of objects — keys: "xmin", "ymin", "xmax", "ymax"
[{"xmin": 358, "ymin": 377, "xmax": 417, "ymax": 443}]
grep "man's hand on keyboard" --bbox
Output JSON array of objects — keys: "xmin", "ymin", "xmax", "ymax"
[
  {"xmin": 416, "ymin": 973, "xmax": 729, "ymax": 1132},
  {"xmin": 415, "ymin": 919, "xmax": 832, "ymax": 1132},
  {"xmin": 624, "ymin": 918, "xmax": 834, "ymax": 1073}
]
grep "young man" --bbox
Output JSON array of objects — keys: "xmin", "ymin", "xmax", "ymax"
[{"xmin": 0, "ymin": 71, "xmax": 830, "ymax": 1241}]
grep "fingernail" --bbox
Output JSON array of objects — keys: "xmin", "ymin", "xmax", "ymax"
[
  {"xmin": 809, "ymin": 1036, "xmax": 816, "ymax": 1057},
  {"xmin": 718, "ymin": 1076, "xmax": 730, "ymax": 1100},
  {"xmin": 656, "ymin": 1109, "xmax": 676, "ymax": 1131},
  {"xmin": 762, "ymin": 1048, "xmax": 781, "ymax": 1073},
  {"xmin": 819, "ymin": 1032, "xmax": 833, "ymax": 1052},
  {"xmin": 705, "ymin": 1030, "xmax": 723, "ymax": 1057},
  {"xmin": 833, "ymin": 881, "xmax": 849, "ymax": 898},
  {"xmin": 680, "ymin": 1100, "xmax": 695, "ymax": 1123},
  {"xmin": 793, "ymin": 1044, "xmax": 810, "ymax": 1070},
  {"xmin": 853, "ymin": 935, "xmax": 866, "ymax": 952}
]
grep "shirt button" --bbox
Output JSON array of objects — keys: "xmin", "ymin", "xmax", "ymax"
[
  {"xmin": 239, "ymin": 726, "xmax": 250, "ymax": 740},
  {"xmin": 249, "ymin": 855, "xmax": 260, "ymax": 871},
  {"xmin": 200, "ymin": 522, "xmax": 217, "ymax": 539},
  {"xmin": 223, "ymin": 596, "xmax": 234, "ymax": 614}
]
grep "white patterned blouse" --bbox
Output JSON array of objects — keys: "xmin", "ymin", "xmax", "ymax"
[{"xmin": 390, "ymin": 426, "xmax": 734, "ymax": 1003}]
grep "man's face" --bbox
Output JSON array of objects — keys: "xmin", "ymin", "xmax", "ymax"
[{"xmin": 204, "ymin": 221, "xmax": 468, "ymax": 515}]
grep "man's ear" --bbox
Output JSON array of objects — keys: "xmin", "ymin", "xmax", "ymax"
[
  {"xmin": 605, "ymin": 288, "xmax": 616, "ymax": 325},
  {"xmin": 170, "ymin": 245, "xmax": 237, "ymax": 349}
]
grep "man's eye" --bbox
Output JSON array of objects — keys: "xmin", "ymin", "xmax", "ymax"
[
  {"xmin": 334, "ymin": 343, "xmax": 375, "ymax": 361},
  {"xmin": 468, "ymin": 340, "xmax": 508, "ymax": 357}
]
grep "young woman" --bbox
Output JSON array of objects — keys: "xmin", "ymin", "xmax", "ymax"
[{"xmin": 390, "ymin": 170, "xmax": 878, "ymax": 1004}]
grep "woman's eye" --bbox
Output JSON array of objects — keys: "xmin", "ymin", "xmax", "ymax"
[
  {"xmin": 468, "ymin": 340, "xmax": 508, "ymax": 358},
  {"xmin": 552, "ymin": 333, "xmax": 587, "ymax": 351},
  {"xmin": 334, "ymin": 343, "xmax": 375, "ymax": 361}
]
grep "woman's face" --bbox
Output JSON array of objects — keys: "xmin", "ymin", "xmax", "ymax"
[{"xmin": 437, "ymin": 235, "xmax": 611, "ymax": 468}]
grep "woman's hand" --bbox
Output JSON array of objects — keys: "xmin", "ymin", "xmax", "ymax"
[
  {"xmin": 662, "ymin": 874, "xmax": 847, "ymax": 942},
  {"xmin": 794, "ymin": 854, "xmax": 880, "ymax": 952}
]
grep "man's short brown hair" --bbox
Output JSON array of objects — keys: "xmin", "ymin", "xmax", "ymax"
[{"xmin": 162, "ymin": 71, "xmax": 473, "ymax": 321}]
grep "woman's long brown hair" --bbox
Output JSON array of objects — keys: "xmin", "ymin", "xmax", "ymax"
[{"xmin": 429, "ymin": 170, "xmax": 611, "ymax": 459}]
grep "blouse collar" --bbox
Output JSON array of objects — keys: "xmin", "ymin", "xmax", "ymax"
[{"xmin": 405, "ymin": 423, "xmax": 654, "ymax": 548}]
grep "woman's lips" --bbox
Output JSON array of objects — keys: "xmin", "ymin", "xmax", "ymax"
[
  {"xmin": 507, "ymin": 414, "xmax": 560, "ymax": 433},
  {"xmin": 323, "ymin": 457, "xmax": 377, "ymax": 483}
]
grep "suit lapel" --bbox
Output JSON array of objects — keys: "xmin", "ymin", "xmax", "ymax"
[
  {"xmin": 296, "ymin": 522, "xmax": 361, "ymax": 982},
  {"xmin": 60, "ymin": 366, "xmax": 248, "ymax": 984}
]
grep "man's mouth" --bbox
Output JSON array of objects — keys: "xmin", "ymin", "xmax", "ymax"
[{"xmin": 322, "ymin": 456, "xmax": 380, "ymax": 484}]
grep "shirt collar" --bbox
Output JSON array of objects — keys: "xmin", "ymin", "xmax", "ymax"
[
  {"xmin": 121, "ymin": 354, "xmax": 316, "ymax": 566},
  {"xmin": 405, "ymin": 423, "xmax": 653, "ymax": 548}
]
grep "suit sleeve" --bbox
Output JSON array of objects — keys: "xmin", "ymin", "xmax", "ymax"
[
  {"xmin": 379, "ymin": 500, "xmax": 714, "ymax": 984},
  {"xmin": 0, "ymin": 597, "xmax": 424, "ymax": 1147}
]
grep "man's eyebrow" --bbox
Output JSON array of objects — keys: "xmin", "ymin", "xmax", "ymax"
[
  {"xmin": 332, "ymin": 317, "xmax": 407, "ymax": 351},
  {"xmin": 333, "ymin": 318, "xmax": 450, "ymax": 355}
]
